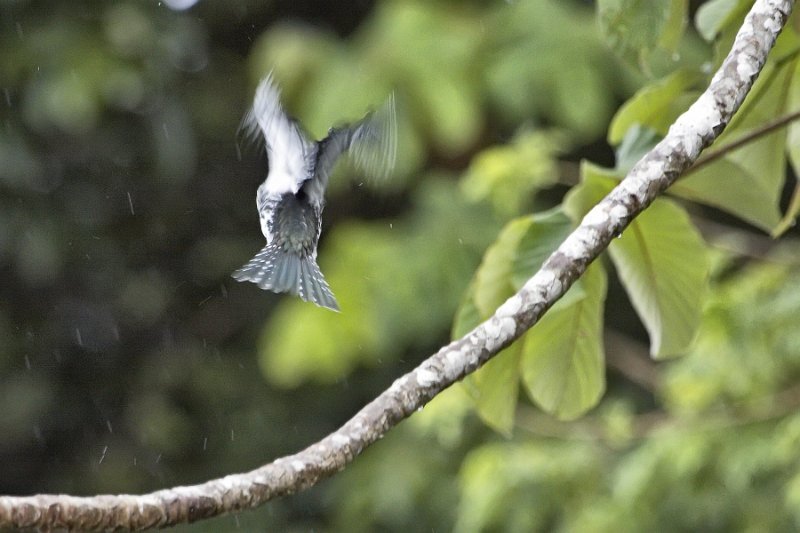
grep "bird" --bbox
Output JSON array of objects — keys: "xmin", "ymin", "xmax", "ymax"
[{"xmin": 232, "ymin": 72, "xmax": 397, "ymax": 311}]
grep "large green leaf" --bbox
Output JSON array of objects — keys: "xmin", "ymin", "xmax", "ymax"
[
  {"xmin": 520, "ymin": 261, "xmax": 607, "ymax": 420},
  {"xmin": 608, "ymin": 69, "xmax": 702, "ymax": 145},
  {"xmin": 563, "ymin": 161, "xmax": 618, "ymax": 221},
  {"xmin": 464, "ymin": 343, "xmax": 523, "ymax": 436},
  {"xmin": 610, "ymin": 196, "xmax": 709, "ymax": 358},
  {"xmin": 455, "ymin": 208, "xmax": 577, "ymax": 324},
  {"xmin": 511, "ymin": 208, "xmax": 574, "ymax": 288},
  {"xmin": 472, "ymin": 217, "xmax": 533, "ymax": 316},
  {"xmin": 566, "ymin": 172, "xmax": 708, "ymax": 358},
  {"xmin": 614, "ymin": 125, "xmax": 662, "ymax": 173}
]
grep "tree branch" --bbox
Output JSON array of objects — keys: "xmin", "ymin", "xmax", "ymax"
[{"xmin": 0, "ymin": 0, "xmax": 793, "ymax": 529}]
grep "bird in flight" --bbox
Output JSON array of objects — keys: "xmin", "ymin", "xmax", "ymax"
[{"xmin": 232, "ymin": 73, "xmax": 397, "ymax": 311}]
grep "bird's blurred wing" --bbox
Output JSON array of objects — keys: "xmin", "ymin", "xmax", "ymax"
[
  {"xmin": 315, "ymin": 92, "xmax": 398, "ymax": 185},
  {"xmin": 348, "ymin": 92, "xmax": 397, "ymax": 182},
  {"xmin": 240, "ymin": 72, "xmax": 314, "ymax": 195}
]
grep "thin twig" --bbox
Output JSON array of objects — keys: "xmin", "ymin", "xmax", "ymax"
[{"xmin": 686, "ymin": 108, "xmax": 800, "ymax": 176}]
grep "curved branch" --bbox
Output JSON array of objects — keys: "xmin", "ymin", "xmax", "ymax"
[{"xmin": 0, "ymin": 0, "xmax": 793, "ymax": 529}]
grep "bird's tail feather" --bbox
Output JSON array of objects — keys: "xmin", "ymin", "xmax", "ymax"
[{"xmin": 232, "ymin": 244, "xmax": 339, "ymax": 311}]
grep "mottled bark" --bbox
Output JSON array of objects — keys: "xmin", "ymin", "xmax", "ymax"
[{"xmin": 0, "ymin": 0, "xmax": 793, "ymax": 529}]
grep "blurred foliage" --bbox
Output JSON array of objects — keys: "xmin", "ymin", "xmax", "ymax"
[
  {"xmin": 2, "ymin": 0, "xmax": 800, "ymax": 532},
  {"xmin": 399, "ymin": 244, "xmax": 800, "ymax": 532},
  {"xmin": 597, "ymin": 0, "xmax": 688, "ymax": 73},
  {"xmin": 662, "ymin": 248, "xmax": 800, "ymax": 414},
  {"xmin": 461, "ymin": 130, "xmax": 565, "ymax": 217}
]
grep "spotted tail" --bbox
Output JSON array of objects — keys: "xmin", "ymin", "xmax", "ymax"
[{"xmin": 232, "ymin": 243, "xmax": 339, "ymax": 311}]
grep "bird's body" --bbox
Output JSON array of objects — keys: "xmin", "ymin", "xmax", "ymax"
[{"xmin": 232, "ymin": 73, "xmax": 396, "ymax": 311}]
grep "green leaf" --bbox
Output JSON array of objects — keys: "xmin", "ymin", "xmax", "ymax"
[
  {"xmin": 608, "ymin": 69, "xmax": 703, "ymax": 145},
  {"xmin": 674, "ymin": 161, "xmax": 780, "ymax": 231},
  {"xmin": 511, "ymin": 208, "xmax": 574, "ymax": 289},
  {"xmin": 610, "ymin": 195, "xmax": 709, "ymax": 358},
  {"xmin": 615, "ymin": 125, "xmax": 661, "ymax": 173},
  {"xmin": 658, "ymin": 0, "xmax": 688, "ymax": 52},
  {"xmin": 566, "ymin": 170, "xmax": 708, "ymax": 358},
  {"xmin": 521, "ymin": 261, "xmax": 607, "ymax": 420},
  {"xmin": 452, "ymin": 287, "xmax": 483, "ymax": 340},
  {"xmin": 453, "ymin": 208, "xmax": 575, "ymax": 326},
  {"xmin": 563, "ymin": 161, "xmax": 618, "ymax": 221},
  {"xmin": 452, "ymin": 217, "xmax": 531, "ymax": 435},
  {"xmin": 473, "ymin": 217, "xmax": 533, "ymax": 316},
  {"xmin": 608, "ymin": 35, "xmax": 800, "ymax": 233},
  {"xmin": 671, "ymin": 57, "xmax": 795, "ymax": 232},
  {"xmin": 453, "ymin": 207, "xmax": 582, "ymax": 432},
  {"xmin": 597, "ymin": 0, "xmax": 687, "ymax": 68},
  {"xmin": 464, "ymin": 344, "xmax": 523, "ymax": 436},
  {"xmin": 694, "ymin": 0, "xmax": 750, "ymax": 42}
]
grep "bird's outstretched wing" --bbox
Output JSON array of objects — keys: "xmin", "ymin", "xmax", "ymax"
[
  {"xmin": 240, "ymin": 72, "xmax": 315, "ymax": 195},
  {"xmin": 313, "ymin": 92, "xmax": 398, "ymax": 191}
]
